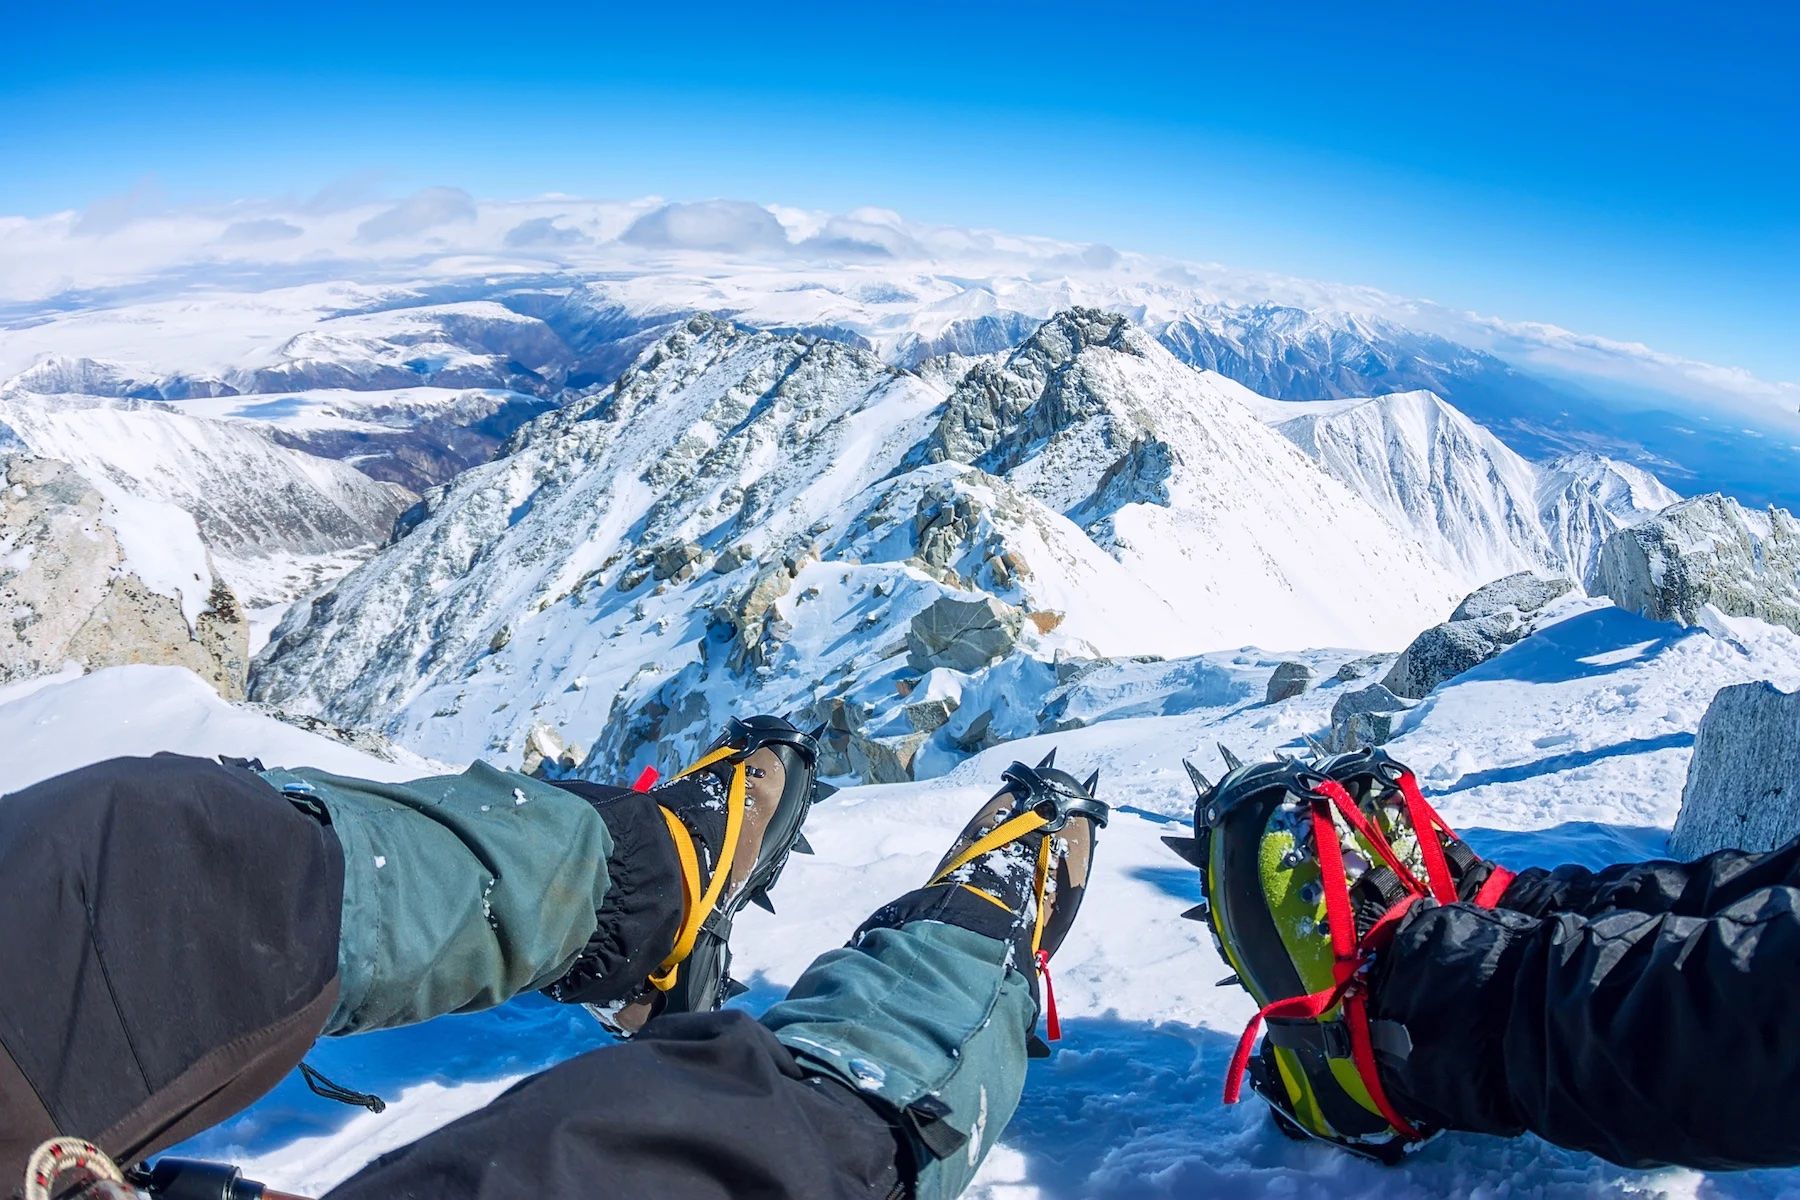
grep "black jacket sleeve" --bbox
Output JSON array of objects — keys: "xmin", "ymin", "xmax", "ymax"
[
  {"xmin": 1371, "ymin": 844, "xmax": 1800, "ymax": 1170},
  {"xmin": 1497, "ymin": 834, "xmax": 1800, "ymax": 920}
]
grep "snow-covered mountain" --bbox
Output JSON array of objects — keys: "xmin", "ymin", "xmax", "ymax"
[
  {"xmin": 0, "ymin": 391, "xmax": 410, "ymax": 606},
  {"xmin": 1272, "ymin": 389, "xmax": 1679, "ymax": 588},
  {"xmin": 1538, "ymin": 451, "xmax": 1683, "ymax": 586},
  {"xmin": 250, "ymin": 309, "xmax": 1472, "ymax": 770}
]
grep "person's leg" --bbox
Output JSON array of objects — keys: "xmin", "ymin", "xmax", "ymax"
[
  {"xmin": 1495, "ymin": 834, "xmax": 1800, "ymax": 920},
  {"xmin": 324, "ymin": 888, "xmax": 1035, "ymax": 1200},
  {"xmin": 1368, "ymin": 882, "xmax": 1800, "ymax": 1169},
  {"xmin": 325, "ymin": 757, "xmax": 1105, "ymax": 1200},
  {"xmin": 0, "ymin": 755, "xmax": 344, "ymax": 1184},
  {"xmin": 325, "ymin": 1012, "xmax": 906, "ymax": 1200}
]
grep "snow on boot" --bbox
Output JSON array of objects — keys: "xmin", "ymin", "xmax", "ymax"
[
  {"xmin": 925, "ymin": 751, "xmax": 1107, "ymax": 1048},
  {"xmin": 1312, "ymin": 747, "xmax": 1514, "ymax": 911},
  {"xmin": 598, "ymin": 716, "xmax": 825, "ymax": 1033},
  {"xmin": 1162, "ymin": 750, "xmax": 1511, "ymax": 1162}
]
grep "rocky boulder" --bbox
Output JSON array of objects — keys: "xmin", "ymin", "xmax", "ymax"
[
  {"xmin": 905, "ymin": 595, "xmax": 1026, "ymax": 674},
  {"xmin": 1265, "ymin": 661, "xmax": 1314, "ymax": 703},
  {"xmin": 1451, "ymin": 573, "xmax": 1575, "ymax": 622},
  {"xmin": 1383, "ymin": 573, "xmax": 1574, "ymax": 700},
  {"xmin": 1334, "ymin": 654, "xmax": 1390, "ymax": 682},
  {"xmin": 1669, "ymin": 681, "xmax": 1800, "ymax": 858},
  {"xmin": 1328, "ymin": 684, "xmax": 1411, "ymax": 751},
  {"xmin": 1595, "ymin": 494, "xmax": 1800, "ymax": 632},
  {"xmin": 712, "ymin": 561, "xmax": 796, "ymax": 672},
  {"xmin": 847, "ymin": 728, "xmax": 931, "ymax": 785},
  {"xmin": 652, "ymin": 540, "xmax": 707, "ymax": 582}
]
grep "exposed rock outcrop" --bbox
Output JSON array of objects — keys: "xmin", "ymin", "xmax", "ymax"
[
  {"xmin": 1595, "ymin": 494, "xmax": 1800, "ymax": 633},
  {"xmin": 0, "ymin": 456, "xmax": 248, "ymax": 697},
  {"xmin": 1328, "ymin": 684, "xmax": 1411, "ymax": 751},
  {"xmin": 1669, "ymin": 681, "xmax": 1800, "ymax": 858},
  {"xmin": 1383, "ymin": 573, "xmax": 1574, "ymax": 700}
]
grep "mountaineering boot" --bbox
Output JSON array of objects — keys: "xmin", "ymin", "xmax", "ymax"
[
  {"xmin": 1162, "ymin": 748, "xmax": 1515, "ymax": 1162},
  {"xmin": 924, "ymin": 751, "xmax": 1108, "ymax": 1047},
  {"xmin": 595, "ymin": 716, "xmax": 825, "ymax": 1035}
]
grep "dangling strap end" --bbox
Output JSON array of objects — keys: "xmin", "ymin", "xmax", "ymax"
[{"xmin": 1035, "ymin": 948, "xmax": 1061, "ymax": 1042}]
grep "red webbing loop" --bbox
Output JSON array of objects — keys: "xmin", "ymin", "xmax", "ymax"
[
  {"xmin": 1393, "ymin": 771, "xmax": 1459, "ymax": 903},
  {"xmin": 1035, "ymin": 949, "xmax": 1061, "ymax": 1042},
  {"xmin": 1344, "ymin": 987, "xmax": 1423, "ymax": 1138},
  {"xmin": 1473, "ymin": 865, "xmax": 1517, "ymax": 909},
  {"xmin": 631, "ymin": 766, "xmax": 660, "ymax": 792},
  {"xmin": 1309, "ymin": 805, "xmax": 1361, "ymax": 967},
  {"xmin": 1224, "ymin": 979, "xmax": 1348, "ymax": 1103}
]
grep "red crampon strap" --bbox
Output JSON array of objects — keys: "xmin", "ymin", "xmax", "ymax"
[
  {"xmin": 1313, "ymin": 779, "xmax": 1423, "ymax": 894},
  {"xmin": 1035, "ymin": 948, "xmax": 1062, "ymax": 1042},
  {"xmin": 1474, "ymin": 865, "xmax": 1518, "ymax": 908}
]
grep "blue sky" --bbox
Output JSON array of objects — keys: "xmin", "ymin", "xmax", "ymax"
[{"xmin": 4, "ymin": 2, "xmax": 1796, "ymax": 380}]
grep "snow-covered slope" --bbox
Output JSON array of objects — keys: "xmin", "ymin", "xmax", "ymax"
[
  {"xmin": 250, "ymin": 316, "xmax": 956, "ymax": 761},
  {"xmin": 10, "ymin": 603, "xmax": 1800, "ymax": 1199},
  {"xmin": 0, "ymin": 666, "xmax": 438, "ymax": 793},
  {"xmin": 250, "ymin": 310, "xmax": 1467, "ymax": 769},
  {"xmin": 0, "ymin": 391, "xmax": 411, "ymax": 604},
  {"xmin": 1276, "ymin": 389, "xmax": 1550, "ymax": 585},
  {"xmin": 1276, "ymin": 389, "xmax": 1679, "ymax": 588}
]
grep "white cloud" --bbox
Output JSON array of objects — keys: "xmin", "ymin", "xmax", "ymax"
[
  {"xmin": 354, "ymin": 187, "xmax": 478, "ymax": 243},
  {"xmin": 0, "ymin": 185, "xmax": 1791, "ymax": 428},
  {"xmin": 503, "ymin": 216, "xmax": 590, "ymax": 248},
  {"xmin": 618, "ymin": 200, "xmax": 790, "ymax": 252},
  {"xmin": 219, "ymin": 218, "xmax": 304, "ymax": 244}
]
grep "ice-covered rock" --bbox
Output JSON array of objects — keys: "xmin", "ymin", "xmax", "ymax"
[
  {"xmin": 1595, "ymin": 494, "xmax": 1800, "ymax": 633},
  {"xmin": 1329, "ymin": 683, "xmax": 1411, "ymax": 751},
  {"xmin": 1669, "ymin": 681, "xmax": 1800, "ymax": 858},
  {"xmin": 1265, "ymin": 661, "xmax": 1314, "ymax": 703}
]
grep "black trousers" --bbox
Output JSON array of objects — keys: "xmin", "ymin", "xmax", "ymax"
[
  {"xmin": 324, "ymin": 1012, "xmax": 905, "ymax": 1200},
  {"xmin": 1371, "ymin": 837, "xmax": 1800, "ymax": 1169},
  {"xmin": 0, "ymin": 756, "xmax": 343, "ymax": 1187}
]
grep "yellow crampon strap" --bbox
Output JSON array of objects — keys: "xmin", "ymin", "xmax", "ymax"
[
  {"xmin": 927, "ymin": 809, "xmax": 1058, "ymax": 944},
  {"xmin": 928, "ymin": 810, "xmax": 1049, "ymax": 887},
  {"xmin": 1031, "ymin": 833, "xmax": 1054, "ymax": 955},
  {"xmin": 647, "ymin": 746, "xmax": 747, "ymax": 992}
]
